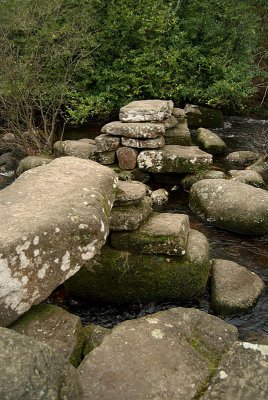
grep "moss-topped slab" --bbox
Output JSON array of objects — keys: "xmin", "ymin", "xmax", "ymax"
[
  {"xmin": 110, "ymin": 196, "xmax": 153, "ymax": 231},
  {"xmin": 10, "ymin": 303, "xmax": 84, "ymax": 367},
  {"xmin": 114, "ymin": 180, "xmax": 147, "ymax": 206},
  {"xmin": 137, "ymin": 145, "xmax": 212, "ymax": 173},
  {"xmin": 111, "ymin": 212, "xmax": 190, "ymax": 255},
  {"xmin": 64, "ymin": 229, "xmax": 210, "ymax": 304}
]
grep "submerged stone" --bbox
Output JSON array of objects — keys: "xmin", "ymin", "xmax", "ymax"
[
  {"xmin": 64, "ymin": 229, "xmax": 210, "ymax": 304},
  {"xmin": 111, "ymin": 212, "xmax": 190, "ymax": 255},
  {"xmin": 119, "ymin": 99, "xmax": 173, "ymax": 122},
  {"xmin": 102, "ymin": 121, "xmax": 165, "ymax": 139}
]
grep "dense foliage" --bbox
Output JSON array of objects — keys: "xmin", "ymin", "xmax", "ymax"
[{"xmin": 0, "ymin": 0, "xmax": 266, "ymax": 151}]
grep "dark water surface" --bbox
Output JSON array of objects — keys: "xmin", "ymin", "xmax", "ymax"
[{"xmin": 44, "ymin": 116, "xmax": 268, "ymax": 337}]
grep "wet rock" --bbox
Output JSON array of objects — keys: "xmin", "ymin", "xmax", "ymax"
[
  {"xmin": 196, "ymin": 127, "xmax": 226, "ymax": 154},
  {"xmin": 82, "ymin": 324, "xmax": 111, "ymax": 356},
  {"xmin": 211, "ymin": 259, "xmax": 265, "ymax": 316},
  {"xmin": 102, "ymin": 121, "xmax": 165, "ymax": 139},
  {"xmin": 54, "ymin": 140, "xmax": 95, "ymax": 159},
  {"xmin": 247, "ymin": 157, "xmax": 268, "ymax": 181},
  {"xmin": 16, "ymin": 155, "xmax": 52, "ymax": 176},
  {"xmin": 182, "ymin": 170, "xmax": 227, "ymax": 191},
  {"xmin": 95, "ymin": 134, "xmax": 120, "ymax": 152},
  {"xmin": 184, "ymin": 104, "xmax": 224, "ymax": 128},
  {"xmin": 190, "ymin": 179, "xmax": 268, "ymax": 234},
  {"xmin": 111, "ymin": 212, "xmax": 190, "ymax": 255},
  {"xmin": 203, "ymin": 342, "xmax": 268, "ymax": 400},
  {"xmin": 78, "ymin": 307, "xmax": 237, "ymax": 400},
  {"xmin": 121, "ymin": 135, "xmax": 165, "ymax": 149},
  {"xmin": 229, "ymin": 169, "xmax": 266, "ymax": 188},
  {"xmin": 10, "ymin": 304, "xmax": 84, "ymax": 367},
  {"xmin": 110, "ymin": 196, "xmax": 153, "ymax": 231},
  {"xmin": 137, "ymin": 145, "xmax": 212, "ymax": 173},
  {"xmin": 120, "ymin": 99, "xmax": 173, "ymax": 122},
  {"xmin": 64, "ymin": 229, "xmax": 210, "ymax": 304},
  {"xmin": 0, "ymin": 157, "xmax": 117, "ymax": 326},
  {"xmin": 114, "ymin": 180, "xmax": 147, "ymax": 206},
  {"xmin": 116, "ymin": 147, "xmax": 138, "ymax": 169},
  {"xmin": 163, "ymin": 115, "xmax": 179, "ymax": 129},
  {"xmin": 94, "ymin": 150, "xmax": 116, "ymax": 165},
  {"xmin": 151, "ymin": 188, "xmax": 169, "ymax": 206},
  {"xmin": 0, "ymin": 327, "xmax": 83, "ymax": 400},
  {"xmin": 0, "ymin": 152, "xmax": 17, "ymax": 171},
  {"xmin": 225, "ymin": 151, "xmax": 259, "ymax": 170}
]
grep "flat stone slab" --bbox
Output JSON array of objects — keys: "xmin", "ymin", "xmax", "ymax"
[
  {"xmin": 95, "ymin": 134, "xmax": 120, "ymax": 152},
  {"xmin": 211, "ymin": 259, "xmax": 265, "ymax": 316},
  {"xmin": 65, "ymin": 229, "xmax": 210, "ymax": 304},
  {"xmin": 101, "ymin": 121, "xmax": 165, "ymax": 139},
  {"xmin": 196, "ymin": 128, "xmax": 226, "ymax": 154},
  {"xmin": 54, "ymin": 140, "xmax": 95, "ymax": 159},
  {"xmin": 120, "ymin": 100, "xmax": 173, "ymax": 122},
  {"xmin": 121, "ymin": 136, "xmax": 165, "ymax": 149},
  {"xmin": 78, "ymin": 308, "xmax": 237, "ymax": 400},
  {"xmin": 111, "ymin": 212, "xmax": 190, "ymax": 255},
  {"xmin": 137, "ymin": 145, "xmax": 212, "ymax": 173},
  {"xmin": 0, "ymin": 157, "xmax": 117, "ymax": 326},
  {"xmin": 190, "ymin": 179, "xmax": 268, "ymax": 234},
  {"xmin": 114, "ymin": 180, "xmax": 147, "ymax": 206},
  {"xmin": 10, "ymin": 304, "xmax": 84, "ymax": 367},
  {"xmin": 110, "ymin": 196, "xmax": 153, "ymax": 231}
]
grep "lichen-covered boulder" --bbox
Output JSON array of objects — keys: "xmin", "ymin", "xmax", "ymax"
[
  {"xmin": 10, "ymin": 304, "xmax": 84, "ymax": 367},
  {"xmin": 210, "ymin": 259, "xmax": 265, "ymax": 316},
  {"xmin": 119, "ymin": 100, "xmax": 173, "ymax": 122},
  {"xmin": 102, "ymin": 121, "xmax": 165, "ymax": 139},
  {"xmin": 182, "ymin": 170, "xmax": 227, "ymax": 191},
  {"xmin": 0, "ymin": 157, "xmax": 118, "ymax": 326},
  {"xmin": 0, "ymin": 327, "xmax": 83, "ymax": 400},
  {"xmin": 111, "ymin": 213, "xmax": 190, "ymax": 256},
  {"xmin": 54, "ymin": 139, "xmax": 95, "ymax": 159},
  {"xmin": 196, "ymin": 128, "xmax": 226, "ymax": 154},
  {"xmin": 184, "ymin": 104, "xmax": 224, "ymax": 128},
  {"xmin": 229, "ymin": 169, "xmax": 266, "ymax": 188},
  {"xmin": 64, "ymin": 229, "xmax": 210, "ymax": 304},
  {"xmin": 16, "ymin": 155, "xmax": 52, "ymax": 176},
  {"xmin": 78, "ymin": 308, "xmax": 237, "ymax": 400},
  {"xmin": 137, "ymin": 145, "xmax": 212, "ymax": 173},
  {"xmin": 190, "ymin": 179, "xmax": 268, "ymax": 234},
  {"xmin": 225, "ymin": 151, "xmax": 259, "ymax": 170}
]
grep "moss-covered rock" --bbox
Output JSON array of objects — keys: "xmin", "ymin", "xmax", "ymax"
[
  {"xmin": 64, "ymin": 229, "xmax": 210, "ymax": 304},
  {"xmin": 196, "ymin": 128, "xmax": 226, "ymax": 155},
  {"xmin": 82, "ymin": 324, "xmax": 111, "ymax": 357}
]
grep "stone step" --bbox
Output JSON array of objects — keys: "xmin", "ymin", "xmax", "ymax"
[
  {"xmin": 114, "ymin": 181, "xmax": 147, "ymax": 206},
  {"xmin": 119, "ymin": 100, "xmax": 173, "ymax": 122},
  {"xmin": 102, "ymin": 121, "xmax": 165, "ymax": 139},
  {"xmin": 111, "ymin": 212, "xmax": 190, "ymax": 255},
  {"xmin": 137, "ymin": 145, "xmax": 212, "ymax": 173}
]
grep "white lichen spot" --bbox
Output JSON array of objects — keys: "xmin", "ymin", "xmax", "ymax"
[
  {"xmin": 181, "ymin": 250, "xmax": 186, "ymax": 255},
  {"xmin": 80, "ymin": 240, "xmax": 98, "ymax": 261},
  {"xmin": 37, "ymin": 263, "xmax": 50, "ymax": 279},
  {"xmin": 146, "ymin": 318, "xmax": 159, "ymax": 324},
  {"xmin": 79, "ymin": 224, "xmax": 88, "ymax": 230},
  {"xmin": 54, "ymin": 258, "xmax": 59, "ymax": 264},
  {"xmin": 33, "ymin": 236, "xmax": 39, "ymax": 246},
  {"xmin": 55, "ymin": 227, "xmax": 60, "ymax": 233},
  {"xmin": 16, "ymin": 241, "xmax": 31, "ymax": 254},
  {"xmin": 44, "ymin": 232, "xmax": 48, "ymax": 236},
  {"xmin": 190, "ymin": 157, "xmax": 197, "ymax": 164},
  {"xmin": 19, "ymin": 252, "xmax": 30, "ymax": 269},
  {"xmin": 61, "ymin": 251, "xmax": 71, "ymax": 271},
  {"xmin": 34, "ymin": 249, "xmax": 40, "ymax": 257},
  {"xmin": 151, "ymin": 329, "xmax": 164, "ymax": 339},
  {"xmin": 243, "ymin": 342, "xmax": 268, "ymax": 356},
  {"xmin": 64, "ymin": 264, "xmax": 81, "ymax": 280},
  {"xmin": 164, "ymin": 323, "xmax": 173, "ymax": 328},
  {"xmin": 219, "ymin": 371, "xmax": 228, "ymax": 380},
  {"xmin": 100, "ymin": 220, "xmax": 105, "ymax": 232}
]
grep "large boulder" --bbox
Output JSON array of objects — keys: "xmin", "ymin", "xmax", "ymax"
[
  {"xmin": 119, "ymin": 100, "xmax": 173, "ymax": 122},
  {"xmin": 0, "ymin": 327, "xmax": 83, "ymax": 400},
  {"xmin": 137, "ymin": 145, "xmax": 212, "ymax": 173},
  {"xmin": 210, "ymin": 259, "xmax": 265, "ymax": 316},
  {"xmin": 0, "ymin": 157, "xmax": 118, "ymax": 326},
  {"xmin": 64, "ymin": 229, "xmax": 210, "ymax": 304},
  {"xmin": 190, "ymin": 179, "xmax": 268, "ymax": 234},
  {"xmin": 196, "ymin": 128, "xmax": 226, "ymax": 154},
  {"xmin": 78, "ymin": 307, "xmax": 237, "ymax": 400}
]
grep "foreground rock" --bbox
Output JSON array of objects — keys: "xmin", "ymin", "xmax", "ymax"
[
  {"xmin": 119, "ymin": 99, "xmax": 173, "ymax": 122},
  {"xmin": 65, "ymin": 229, "xmax": 210, "ymax": 304},
  {"xmin": 190, "ymin": 179, "xmax": 268, "ymax": 234},
  {"xmin": 0, "ymin": 328, "xmax": 82, "ymax": 400},
  {"xmin": 0, "ymin": 157, "xmax": 117, "ymax": 326},
  {"xmin": 196, "ymin": 127, "xmax": 226, "ymax": 154},
  {"xmin": 78, "ymin": 307, "xmax": 237, "ymax": 400},
  {"xmin": 137, "ymin": 145, "xmax": 212, "ymax": 173},
  {"xmin": 10, "ymin": 304, "xmax": 84, "ymax": 367},
  {"xmin": 211, "ymin": 259, "xmax": 265, "ymax": 316}
]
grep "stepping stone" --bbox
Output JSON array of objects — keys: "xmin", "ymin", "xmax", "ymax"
[
  {"xmin": 121, "ymin": 136, "xmax": 165, "ymax": 149},
  {"xmin": 196, "ymin": 127, "xmax": 226, "ymax": 154},
  {"xmin": 137, "ymin": 145, "xmax": 212, "ymax": 173},
  {"xmin": 111, "ymin": 212, "xmax": 190, "ymax": 255},
  {"xmin": 95, "ymin": 134, "xmax": 120, "ymax": 152},
  {"xmin": 120, "ymin": 100, "xmax": 173, "ymax": 122},
  {"xmin": 102, "ymin": 121, "xmax": 165, "ymax": 139},
  {"xmin": 114, "ymin": 181, "xmax": 147, "ymax": 206},
  {"xmin": 229, "ymin": 169, "xmax": 265, "ymax": 188},
  {"xmin": 211, "ymin": 259, "xmax": 265, "ymax": 316},
  {"xmin": 110, "ymin": 196, "xmax": 153, "ymax": 231},
  {"xmin": 225, "ymin": 151, "xmax": 259, "ymax": 170}
]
